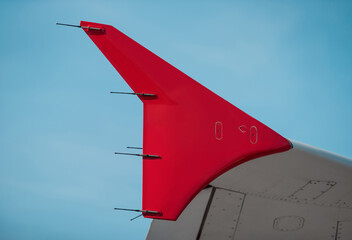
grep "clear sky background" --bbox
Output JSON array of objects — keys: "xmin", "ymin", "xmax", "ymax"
[{"xmin": 0, "ymin": 0, "xmax": 351, "ymax": 239}]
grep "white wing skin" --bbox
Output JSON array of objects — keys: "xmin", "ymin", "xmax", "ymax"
[{"xmin": 147, "ymin": 140, "xmax": 352, "ymax": 240}]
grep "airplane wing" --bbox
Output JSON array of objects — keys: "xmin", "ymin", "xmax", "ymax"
[
  {"xmin": 147, "ymin": 140, "xmax": 352, "ymax": 239},
  {"xmin": 79, "ymin": 21, "xmax": 352, "ymax": 239}
]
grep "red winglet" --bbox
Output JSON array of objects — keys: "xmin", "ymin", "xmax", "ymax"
[{"xmin": 81, "ymin": 21, "xmax": 291, "ymax": 220}]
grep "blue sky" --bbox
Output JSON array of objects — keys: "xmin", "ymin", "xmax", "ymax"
[{"xmin": 0, "ymin": 0, "xmax": 351, "ymax": 239}]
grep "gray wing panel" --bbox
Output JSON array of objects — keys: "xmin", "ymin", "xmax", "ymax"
[
  {"xmin": 147, "ymin": 141, "xmax": 352, "ymax": 240},
  {"xmin": 146, "ymin": 188, "xmax": 213, "ymax": 240}
]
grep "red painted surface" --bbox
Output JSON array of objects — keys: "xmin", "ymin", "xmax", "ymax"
[{"xmin": 81, "ymin": 21, "xmax": 292, "ymax": 220}]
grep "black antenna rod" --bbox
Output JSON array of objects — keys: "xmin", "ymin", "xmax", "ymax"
[
  {"xmin": 114, "ymin": 152, "xmax": 160, "ymax": 158},
  {"xmin": 56, "ymin": 23, "xmax": 81, "ymax": 28},
  {"xmin": 56, "ymin": 22, "xmax": 103, "ymax": 31},
  {"xmin": 127, "ymin": 146, "xmax": 143, "ymax": 150},
  {"xmin": 130, "ymin": 213, "xmax": 143, "ymax": 221},
  {"xmin": 110, "ymin": 91, "xmax": 155, "ymax": 97},
  {"xmin": 114, "ymin": 208, "xmax": 160, "ymax": 214}
]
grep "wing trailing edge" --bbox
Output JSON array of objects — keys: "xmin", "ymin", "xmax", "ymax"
[{"xmin": 80, "ymin": 21, "xmax": 291, "ymax": 220}]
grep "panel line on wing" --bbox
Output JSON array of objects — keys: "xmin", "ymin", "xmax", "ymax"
[{"xmin": 196, "ymin": 187, "xmax": 216, "ymax": 240}]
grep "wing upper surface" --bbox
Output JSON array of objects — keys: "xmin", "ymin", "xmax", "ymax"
[{"xmin": 147, "ymin": 141, "xmax": 352, "ymax": 239}]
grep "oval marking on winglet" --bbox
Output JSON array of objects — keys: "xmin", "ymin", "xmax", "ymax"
[
  {"xmin": 250, "ymin": 126, "xmax": 258, "ymax": 144},
  {"xmin": 215, "ymin": 122, "xmax": 223, "ymax": 140}
]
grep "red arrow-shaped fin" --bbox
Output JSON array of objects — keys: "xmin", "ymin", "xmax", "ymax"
[{"xmin": 81, "ymin": 21, "xmax": 291, "ymax": 220}]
